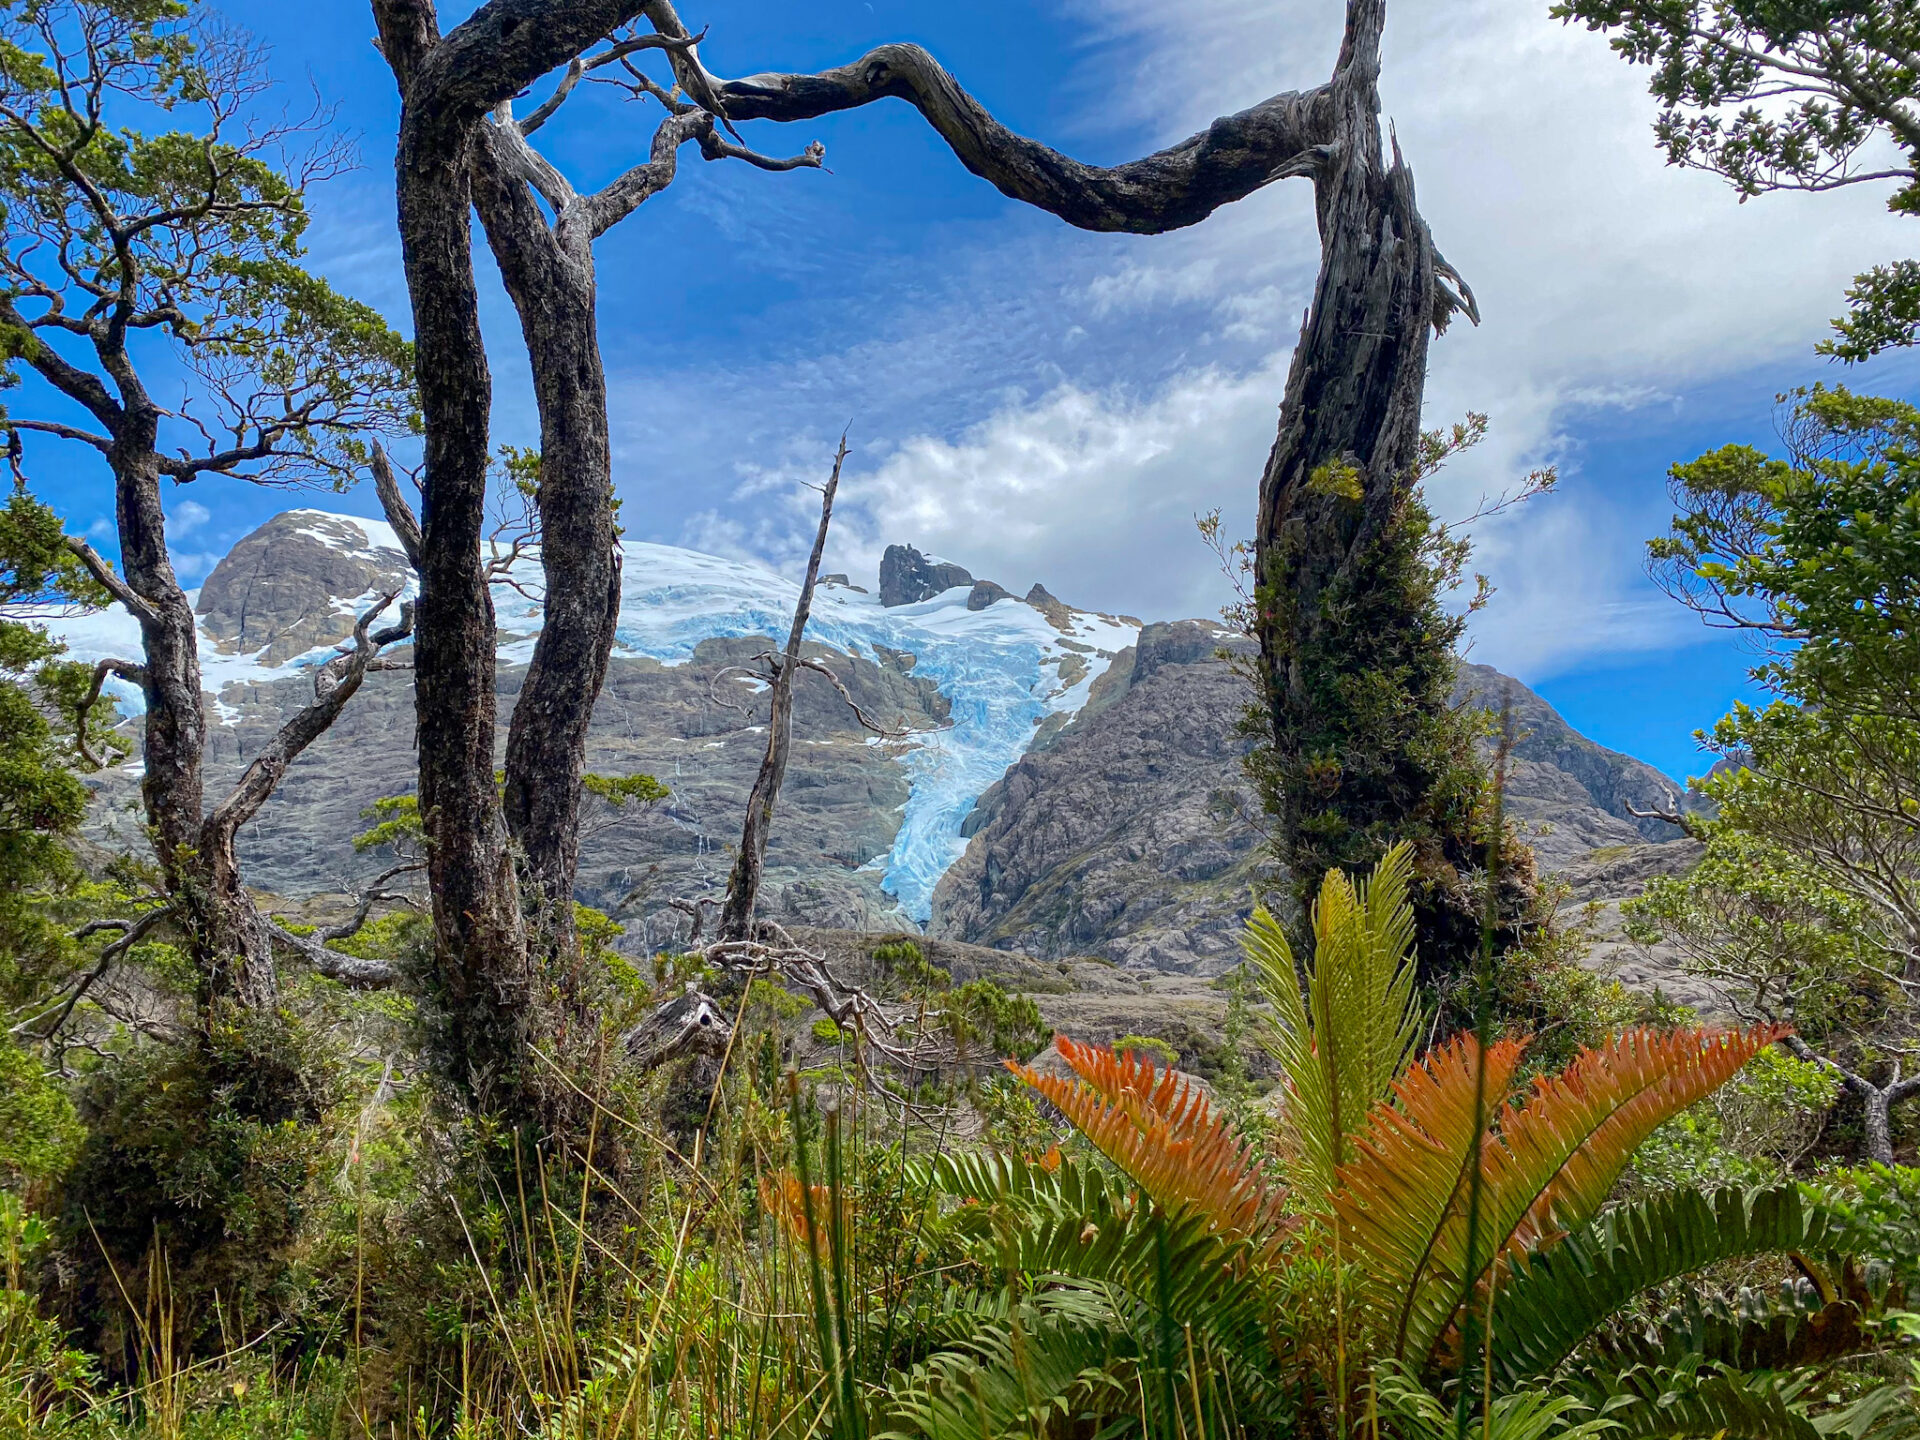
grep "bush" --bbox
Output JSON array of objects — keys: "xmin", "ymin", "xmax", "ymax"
[
  {"xmin": 54, "ymin": 1006, "xmax": 343, "ymax": 1364},
  {"xmin": 1111, "ymin": 1034, "xmax": 1179, "ymax": 1069}
]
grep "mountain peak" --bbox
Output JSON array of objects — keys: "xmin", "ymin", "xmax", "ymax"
[
  {"xmin": 879, "ymin": 543, "xmax": 973, "ymax": 606},
  {"xmin": 197, "ymin": 510, "xmax": 412, "ymax": 665}
]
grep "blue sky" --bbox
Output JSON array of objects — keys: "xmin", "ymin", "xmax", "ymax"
[{"xmin": 27, "ymin": 0, "xmax": 1920, "ymax": 783}]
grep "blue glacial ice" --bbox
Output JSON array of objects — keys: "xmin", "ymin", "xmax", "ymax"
[{"xmin": 35, "ymin": 516, "xmax": 1139, "ymax": 925}]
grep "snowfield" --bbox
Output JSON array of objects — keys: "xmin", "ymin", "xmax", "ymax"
[{"xmin": 37, "ymin": 512, "xmax": 1140, "ymax": 923}]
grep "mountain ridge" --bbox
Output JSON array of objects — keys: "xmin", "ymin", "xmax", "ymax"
[{"xmin": 43, "ymin": 509, "xmax": 1698, "ymax": 984}]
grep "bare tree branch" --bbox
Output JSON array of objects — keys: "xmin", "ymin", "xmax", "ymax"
[
  {"xmin": 790, "ymin": 656, "xmax": 912, "ymax": 738},
  {"xmin": 371, "ymin": 440, "xmax": 424, "ymax": 570},
  {"xmin": 698, "ymin": 41, "xmax": 1334, "ymax": 234},
  {"xmin": 265, "ymin": 921, "xmax": 400, "ymax": 989},
  {"xmin": 14, "ymin": 904, "xmax": 175, "ymax": 1041},
  {"xmin": 63, "ymin": 536, "xmax": 155, "ymax": 624},
  {"xmin": 202, "ymin": 592, "xmax": 414, "ymax": 847},
  {"xmin": 719, "ymin": 434, "xmax": 847, "ymax": 940},
  {"xmin": 72, "ymin": 655, "xmax": 145, "ymax": 769}
]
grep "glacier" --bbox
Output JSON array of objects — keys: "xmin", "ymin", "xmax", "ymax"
[{"xmin": 41, "ymin": 510, "xmax": 1139, "ymax": 924}]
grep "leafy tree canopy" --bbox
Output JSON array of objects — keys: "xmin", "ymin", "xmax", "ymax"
[
  {"xmin": 1633, "ymin": 386, "xmax": 1920, "ymax": 1157},
  {"xmin": 0, "ymin": 482, "xmax": 119, "ymax": 1005},
  {"xmin": 1649, "ymin": 385, "xmax": 1920, "ymax": 713},
  {"xmin": 0, "ymin": 0, "xmax": 416, "ymax": 484},
  {"xmin": 1556, "ymin": 0, "xmax": 1920, "ymax": 359}
]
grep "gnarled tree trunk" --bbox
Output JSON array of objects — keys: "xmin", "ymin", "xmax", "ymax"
[
  {"xmin": 1249, "ymin": 5, "xmax": 1508, "ymax": 972},
  {"xmin": 370, "ymin": 0, "xmax": 653, "ymax": 1118}
]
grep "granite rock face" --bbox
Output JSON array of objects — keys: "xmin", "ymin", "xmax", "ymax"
[
  {"xmin": 931, "ymin": 628, "xmax": 1704, "ymax": 979},
  {"xmin": 966, "ymin": 580, "xmax": 1013, "ymax": 611},
  {"xmin": 196, "ymin": 511, "xmax": 413, "ymax": 665},
  {"xmin": 931, "ymin": 621, "xmax": 1266, "ymax": 975},
  {"xmin": 1554, "ymin": 840, "xmax": 1726, "ymax": 1017},
  {"xmin": 879, "ymin": 544, "xmax": 973, "ymax": 606}
]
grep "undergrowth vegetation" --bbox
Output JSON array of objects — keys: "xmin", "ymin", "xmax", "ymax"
[{"xmin": 3, "ymin": 849, "xmax": 1917, "ymax": 1438}]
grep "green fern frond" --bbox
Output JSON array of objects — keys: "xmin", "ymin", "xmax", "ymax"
[
  {"xmin": 1249, "ymin": 840, "xmax": 1424, "ymax": 1205},
  {"xmin": 1373, "ymin": 1363, "xmax": 1616, "ymax": 1440},
  {"xmin": 1575, "ymin": 1360, "xmax": 1896, "ymax": 1440},
  {"xmin": 1491, "ymin": 1184, "xmax": 1848, "ymax": 1388}
]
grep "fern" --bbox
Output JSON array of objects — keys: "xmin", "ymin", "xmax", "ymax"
[
  {"xmin": 1009, "ymin": 1035, "xmax": 1289, "ymax": 1247},
  {"xmin": 1248, "ymin": 839, "xmax": 1424, "ymax": 1206},
  {"xmin": 1577, "ymin": 1360, "xmax": 1915, "ymax": 1439},
  {"xmin": 1373, "ymin": 1363, "xmax": 1615, "ymax": 1440},
  {"xmin": 877, "ymin": 1205, "xmax": 1295, "ymax": 1438},
  {"xmin": 1335, "ymin": 1023, "xmax": 1790, "ymax": 1364},
  {"xmin": 1490, "ymin": 1183, "xmax": 1849, "ymax": 1388}
]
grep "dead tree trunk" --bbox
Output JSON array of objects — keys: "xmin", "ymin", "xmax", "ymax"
[
  {"xmin": 668, "ymin": 0, "xmax": 1487, "ymax": 958},
  {"xmin": 1249, "ymin": 4, "xmax": 1506, "ymax": 970},
  {"xmin": 718, "ymin": 437, "xmax": 848, "ymax": 941}
]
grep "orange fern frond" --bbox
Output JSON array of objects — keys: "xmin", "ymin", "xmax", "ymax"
[
  {"xmin": 1009, "ymin": 1035, "xmax": 1287, "ymax": 1247},
  {"xmin": 1334, "ymin": 1024, "xmax": 1788, "ymax": 1364},
  {"xmin": 1494, "ymin": 1023, "xmax": 1791, "ymax": 1252},
  {"xmin": 760, "ymin": 1172, "xmax": 845, "ymax": 1256}
]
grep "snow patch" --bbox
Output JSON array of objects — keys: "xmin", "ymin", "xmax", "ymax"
[{"xmin": 21, "ymin": 514, "xmax": 1140, "ymax": 925}]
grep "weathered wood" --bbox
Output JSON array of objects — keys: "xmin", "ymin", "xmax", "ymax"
[
  {"xmin": 718, "ymin": 437, "xmax": 847, "ymax": 942},
  {"xmin": 706, "ymin": 43, "xmax": 1335, "ymax": 235}
]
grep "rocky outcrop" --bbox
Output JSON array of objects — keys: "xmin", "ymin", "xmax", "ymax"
[
  {"xmin": 1024, "ymin": 584, "xmax": 1072, "ymax": 630},
  {"xmin": 87, "ymin": 512, "xmax": 1712, "ymax": 1004},
  {"xmin": 1452, "ymin": 663, "xmax": 1703, "ymax": 868},
  {"xmin": 966, "ymin": 580, "xmax": 1012, "ymax": 610},
  {"xmin": 879, "ymin": 544, "xmax": 973, "ymax": 606},
  {"xmin": 196, "ymin": 510, "xmax": 412, "ymax": 664},
  {"xmin": 932, "ymin": 624, "xmax": 1703, "ymax": 978},
  {"xmin": 932, "ymin": 621, "xmax": 1266, "ymax": 974}
]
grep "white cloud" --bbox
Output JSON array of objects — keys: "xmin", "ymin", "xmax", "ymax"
[
  {"xmin": 168, "ymin": 499, "xmax": 212, "ymax": 538},
  {"xmin": 828, "ymin": 359, "xmax": 1287, "ymax": 622},
  {"xmin": 171, "ymin": 550, "xmax": 222, "ymax": 583},
  {"xmin": 604, "ymin": 0, "xmax": 1912, "ymax": 685}
]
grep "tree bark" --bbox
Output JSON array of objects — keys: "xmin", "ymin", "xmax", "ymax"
[
  {"xmin": 469, "ymin": 128, "xmax": 620, "ymax": 958},
  {"xmin": 718, "ymin": 439, "xmax": 846, "ymax": 942},
  {"xmin": 1244, "ymin": 3, "xmax": 1501, "ymax": 969},
  {"xmin": 370, "ymin": 0, "xmax": 653, "ymax": 1115},
  {"xmin": 107, "ymin": 423, "xmax": 284, "ymax": 1009},
  {"xmin": 1785, "ymin": 1037, "xmax": 1918, "ymax": 1165}
]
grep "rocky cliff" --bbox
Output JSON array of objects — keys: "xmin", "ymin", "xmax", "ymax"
[
  {"xmin": 59, "ymin": 510, "xmax": 1703, "ymax": 990},
  {"xmin": 931, "ymin": 621, "xmax": 1264, "ymax": 973},
  {"xmin": 931, "ymin": 631, "xmax": 1703, "ymax": 975}
]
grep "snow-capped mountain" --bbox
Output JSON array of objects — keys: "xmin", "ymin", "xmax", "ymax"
[
  {"xmin": 43, "ymin": 509, "xmax": 1701, "ymax": 980},
  {"xmin": 50, "ymin": 509, "xmax": 1138, "ymax": 924}
]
